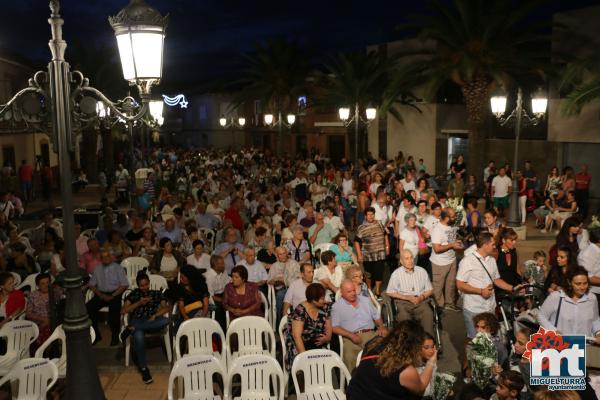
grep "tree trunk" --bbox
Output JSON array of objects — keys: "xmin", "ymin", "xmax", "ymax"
[
  {"xmin": 81, "ymin": 128, "xmax": 98, "ymax": 183},
  {"xmin": 461, "ymin": 76, "xmax": 491, "ymax": 180}
]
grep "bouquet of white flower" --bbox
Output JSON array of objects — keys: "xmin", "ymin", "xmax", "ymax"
[
  {"xmin": 589, "ymin": 215, "xmax": 600, "ymax": 230},
  {"xmin": 433, "ymin": 372, "xmax": 456, "ymax": 400},
  {"xmin": 446, "ymin": 197, "xmax": 465, "ymax": 227},
  {"xmin": 468, "ymin": 332, "xmax": 498, "ymax": 390}
]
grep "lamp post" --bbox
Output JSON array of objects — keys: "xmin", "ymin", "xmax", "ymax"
[
  {"xmin": 263, "ymin": 112, "xmax": 296, "ymax": 154},
  {"xmin": 338, "ymin": 103, "xmax": 377, "ymax": 162},
  {"xmin": 219, "ymin": 115, "xmax": 247, "ymax": 129},
  {"xmin": 490, "ymin": 87, "xmax": 547, "ymax": 227},
  {"xmin": 0, "ymin": 1, "xmax": 167, "ymax": 398}
]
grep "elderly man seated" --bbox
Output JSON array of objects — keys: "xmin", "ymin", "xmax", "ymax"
[
  {"xmin": 386, "ymin": 250, "xmax": 434, "ymax": 336},
  {"xmin": 332, "ymin": 279, "xmax": 387, "ymax": 372}
]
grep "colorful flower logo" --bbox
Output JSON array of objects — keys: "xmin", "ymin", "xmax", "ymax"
[{"xmin": 523, "ymin": 327, "xmax": 570, "ymax": 370}]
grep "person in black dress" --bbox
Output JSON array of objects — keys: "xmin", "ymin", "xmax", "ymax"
[
  {"xmin": 495, "ymin": 228, "xmax": 522, "ymax": 295},
  {"xmin": 348, "ymin": 320, "xmax": 436, "ymax": 400}
]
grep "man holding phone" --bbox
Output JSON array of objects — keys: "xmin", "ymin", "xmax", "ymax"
[{"xmin": 430, "ymin": 207, "xmax": 462, "ymax": 312}]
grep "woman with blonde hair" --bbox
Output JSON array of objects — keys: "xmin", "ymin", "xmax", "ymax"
[{"xmin": 348, "ymin": 320, "xmax": 436, "ymax": 400}]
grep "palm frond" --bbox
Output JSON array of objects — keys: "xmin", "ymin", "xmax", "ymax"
[{"xmin": 561, "ymin": 79, "xmax": 600, "ymax": 116}]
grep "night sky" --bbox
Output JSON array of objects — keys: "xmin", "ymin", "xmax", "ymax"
[{"xmin": 0, "ymin": 0, "xmax": 598, "ymax": 93}]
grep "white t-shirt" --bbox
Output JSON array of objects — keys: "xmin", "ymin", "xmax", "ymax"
[
  {"xmin": 457, "ymin": 252, "xmax": 500, "ymax": 314},
  {"xmin": 186, "ymin": 253, "xmax": 211, "ymax": 271},
  {"xmin": 283, "ymin": 278, "xmax": 309, "ymax": 308},
  {"xmin": 239, "ymin": 260, "xmax": 268, "ymax": 283},
  {"xmin": 324, "ymin": 215, "xmax": 345, "ymax": 232},
  {"xmin": 399, "ymin": 228, "xmax": 420, "ymax": 258},
  {"xmin": 429, "ymin": 223, "xmax": 457, "ymax": 265},
  {"xmin": 492, "ymin": 175, "xmax": 512, "ymax": 198},
  {"xmin": 579, "ymin": 244, "xmax": 600, "ymax": 294},
  {"xmin": 400, "ymin": 179, "xmax": 416, "ymax": 192}
]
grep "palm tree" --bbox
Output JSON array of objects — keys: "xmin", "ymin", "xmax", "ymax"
[
  {"xmin": 232, "ymin": 39, "xmax": 312, "ymax": 155},
  {"xmin": 559, "ymin": 54, "xmax": 600, "ymax": 116},
  {"xmin": 314, "ymin": 51, "xmax": 418, "ymax": 160},
  {"xmin": 400, "ymin": 0, "xmax": 549, "ymax": 177}
]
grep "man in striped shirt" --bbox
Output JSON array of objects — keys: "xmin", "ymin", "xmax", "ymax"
[{"xmin": 386, "ymin": 250, "xmax": 434, "ymax": 335}]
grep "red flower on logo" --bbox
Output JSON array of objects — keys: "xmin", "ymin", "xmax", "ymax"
[{"xmin": 523, "ymin": 327, "xmax": 570, "ymax": 370}]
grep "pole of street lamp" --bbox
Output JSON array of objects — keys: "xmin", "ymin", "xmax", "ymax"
[
  {"xmin": 354, "ymin": 102, "xmax": 359, "ymax": 163},
  {"xmin": 278, "ymin": 110, "xmax": 283, "ymax": 156},
  {"xmin": 507, "ymin": 88, "xmax": 523, "ymax": 227},
  {"xmin": 48, "ymin": 1, "xmax": 104, "ymax": 398}
]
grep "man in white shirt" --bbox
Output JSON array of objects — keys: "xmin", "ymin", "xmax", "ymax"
[
  {"xmin": 314, "ymin": 250, "xmax": 344, "ymax": 299},
  {"xmin": 204, "ymin": 255, "xmax": 231, "ymax": 328},
  {"xmin": 282, "ymin": 263, "xmax": 314, "ymax": 315},
  {"xmin": 238, "ymin": 247, "xmax": 267, "ymax": 290},
  {"xmin": 430, "ymin": 207, "xmax": 463, "ymax": 311},
  {"xmin": 456, "ymin": 231, "xmax": 519, "ymax": 338},
  {"xmin": 491, "ymin": 167, "xmax": 512, "ymax": 217},
  {"xmin": 309, "ymin": 212, "xmax": 339, "ymax": 247},
  {"xmin": 373, "ymin": 194, "xmax": 393, "ymax": 228},
  {"xmin": 400, "ymin": 171, "xmax": 416, "ymax": 192},
  {"xmin": 579, "ymin": 228, "xmax": 600, "ymax": 305},
  {"xmin": 386, "ymin": 250, "xmax": 434, "ymax": 335}
]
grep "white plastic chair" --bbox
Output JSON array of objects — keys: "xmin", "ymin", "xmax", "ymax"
[
  {"xmin": 199, "ymin": 228, "xmax": 216, "ymax": 251},
  {"xmin": 121, "ymin": 257, "xmax": 150, "ymax": 283},
  {"xmin": 226, "ymin": 316, "xmax": 276, "ymax": 368},
  {"xmin": 174, "ymin": 318, "xmax": 225, "ymax": 362},
  {"xmin": 16, "ymin": 273, "xmax": 39, "ymax": 292},
  {"xmin": 267, "ymin": 284, "xmax": 277, "ymax": 332},
  {"xmin": 227, "ymin": 354, "xmax": 284, "ymax": 400},
  {"xmin": 80, "ymin": 229, "xmax": 97, "ymax": 239},
  {"xmin": 168, "ymin": 354, "xmax": 227, "ymax": 400},
  {"xmin": 0, "ymin": 320, "xmax": 39, "ymax": 376},
  {"xmin": 278, "ymin": 315, "xmax": 289, "ymax": 390},
  {"xmin": 291, "ymin": 349, "xmax": 352, "ymax": 400},
  {"xmin": 34, "ymin": 324, "xmax": 96, "ymax": 378},
  {"xmin": 0, "ymin": 358, "xmax": 58, "ymax": 399},
  {"xmin": 356, "ymin": 350, "xmax": 363, "ymax": 368},
  {"xmin": 313, "ymin": 243, "xmax": 334, "ymax": 267},
  {"xmin": 9, "ymin": 272, "xmax": 21, "ymax": 288},
  {"xmin": 225, "ymin": 290, "xmax": 269, "ymax": 328}
]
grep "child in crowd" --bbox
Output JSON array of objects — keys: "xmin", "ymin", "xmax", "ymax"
[
  {"xmin": 491, "ymin": 370, "xmax": 525, "ymax": 400},
  {"xmin": 417, "ymin": 333, "xmax": 437, "ymax": 399},
  {"xmin": 473, "ymin": 312, "xmax": 509, "ymax": 369},
  {"xmin": 522, "ymin": 250, "xmax": 549, "ymax": 304}
]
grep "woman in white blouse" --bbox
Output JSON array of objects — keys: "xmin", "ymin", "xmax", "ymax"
[{"xmin": 399, "ymin": 213, "xmax": 420, "ymax": 262}]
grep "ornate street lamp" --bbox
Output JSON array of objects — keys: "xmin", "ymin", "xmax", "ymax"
[
  {"xmin": 0, "ymin": 1, "xmax": 168, "ymax": 398},
  {"xmin": 219, "ymin": 115, "xmax": 246, "ymax": 128},
  {"xmin": 338, "ymin": 104, "xmax": 377, "ymax": 161},
  {"xmin": 490, "ymin": 87, "xmax": 547, "ymax": 227}
]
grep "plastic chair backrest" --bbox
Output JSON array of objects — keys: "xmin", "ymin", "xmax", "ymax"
[
  {"xmin": 313, "ymin": 243, "xmax": 334, "ymax": 266},
  {"xmin": 80, "ymin": 229, "xmax": 97, "ymax": 239},
  {"xmin": 175, "ymin": 318, "xmax": 225, "ymax": 361},
  {"xmin": 226, "ymin": 316, "xmax": 275, "ymax": 363},
  {"xmin": 0, "ymin": 358, "xmax": 58, "ymax": 399},
  {"xmin": 267, "ymin": 284, "xmax": 277, "ymax": 332},
  {"xmin": 167, "ymin": 354, "xmax": 227, "ymax": 400},
  {"xmin": 0, "ymin": 320, "xmax": 39, "ymax": 362},
  {"xmin": 199, "ymin": 228, "xmax": 216, "ymax": 251},
  {"xmin": 149, "ymin": 274, "xmax": 169, "ymax": 292},
  {"xmin": 34, "ymin": 324, "xmax": 95, "ymax": 376},
  {"xmin": 278, "ymin": 315, "xmax": 288, "ymax": 370},
  {"xmin": 16, "ymin": 273, "xmax": 39, "ymax": 292},
  {"xmin": 227, "ymin": 354, "xmax": 284, "ymax": 400},
  {"xmin": 291, "ymin": 349, "xmax": 351, "ymax": 395},
  {"xmin": 9, "ymin": 272, "xmax": 22, "ymax": 288},
  {"xmin": 121, "ymin": 257, "xmax": 150, "ymax": 281}
]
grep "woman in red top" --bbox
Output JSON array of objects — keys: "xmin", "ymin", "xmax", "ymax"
[
  {"xmin": 223, "ymin": 265, "xmax": 262, "ymax": 321},
  {"xmin": 0, "ymin": 272, "xmax": 26, "ymax": 324}
]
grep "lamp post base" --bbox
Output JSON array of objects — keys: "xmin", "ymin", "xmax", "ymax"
[
  {"xmin": 64, "ymin": 328, "xmax": 104, "ymax": 399},
  {"xmin": 506, "ymin": 178, "xmax": 522, "ymax": 228}
]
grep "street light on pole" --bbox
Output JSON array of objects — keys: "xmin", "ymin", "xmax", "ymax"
[
  {"xmin": 490, "ymin": 87, "xmax": 547, "ymax": 227},
  {"xmin": 0, "ymin": 1, "xmax": 167, "ymax": 398},
  {"xmin": 263, "ymin": 112, "xmax": 296, "ymax": 154},
  {"xmin": 338, "ymin": 103, "xmax": 377, "ymax": 162}
]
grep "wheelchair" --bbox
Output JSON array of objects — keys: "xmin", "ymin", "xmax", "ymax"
[{"xmin": 381, "ymin": 293, "xmax": 443, "ymax": 354}]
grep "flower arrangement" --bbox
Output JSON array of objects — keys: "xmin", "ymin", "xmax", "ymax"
[
  {"xmin": 468, "ymin": 332, "xmax": 498, "ymax": 390},
  {"xmin": 589, "ymin": 215, "xmax": 600, "ymax": 230},
  {"xmin": 433, "ymin": 372, "xmax": 456, "ymax": 400},
  {"xmin": 446, "ymin": 197, "xmax": 465, "ymax": 227}
]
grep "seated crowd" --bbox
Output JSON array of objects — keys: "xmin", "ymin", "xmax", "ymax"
[{"xmin": 0, "ymin": 148, "xmax": 598, "ymax": 400}]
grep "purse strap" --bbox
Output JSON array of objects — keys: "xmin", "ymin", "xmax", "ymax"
[{"xmin": 555, "ymin": 296, "xmax": 563, "ymax": 327}]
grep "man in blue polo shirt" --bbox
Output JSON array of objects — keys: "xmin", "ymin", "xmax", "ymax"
[{"xmin": 332, "ymin": 279, "xmax": 387, "ymax": 371}]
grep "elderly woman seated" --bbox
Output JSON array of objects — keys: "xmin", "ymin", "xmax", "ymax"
[{"xmin": 222, "ymin": 265, "xmax": 263, "ymax": 321}]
